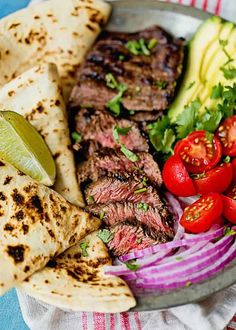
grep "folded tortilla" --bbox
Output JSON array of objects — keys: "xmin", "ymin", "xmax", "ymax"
[
  {"xmin": 19, "ymin": 232, "xmax": 136, "ymax": 313},
  {"xmin": 0, "ymin": 63, "xmax": 84, "ymax": 207},
  {"xmin": 0, "ymin": 0, "xmax": 111, "ymax": 99},
  {"xmin": 0, "ymin": 161, "xmax": 100, "ymax": 295}
]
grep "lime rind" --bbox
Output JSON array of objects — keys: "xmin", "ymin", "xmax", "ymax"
[{"xmin": 0, "ymin": 111, "xmax": 56, "ymax": 186}]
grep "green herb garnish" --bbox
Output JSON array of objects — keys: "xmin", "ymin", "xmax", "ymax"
[
  {"xmin": 71, "ymin": 131, "xmax": 82, "ymax": 143},
  {"xmin": 88, "ymin": 195, "xmax": 94, "ymax": 203},
  {"xmin": 224, "ymin": 156, "xmax": 231, "ymax": 163},
  {"xmin": 97, "ymin": 229, "xmax": 114, "ymax": 243},
  {"xmin": 106, "ymin": 78, "xmax": 127, "ymax": 116},
  {"xmin": 134, "ymin": 187, "xmax": 147, "ymax": 194},
  {"xmin": 187, "ymin": 81, "xmax": 196, "ymax": 90},
  {"xmin": 125, "ymin": 260, "xmax": 140, "ymax": 271},
  {"xmin": 112, "ymin": 126, "xmax": 139, "ymax": 162},
  {"xmin": 224, "ymin": 227, "xmax": 236, "ymax": 236},
  {"xmin": 220, "ymin": 66, "xmax": 236, "ymax": 80},
  {"xmin": 211, "ymin": 83, "xmax": 223, "ymax": 99},
  {"xmin": 137, "ymin": 202, "xmax": 149, "ymax": 211},
  {"xmin": 155, "ymin": 81, "xmax": 168, "ymax": 89},
  {"xmin": 80, "ymin": 242, "xmax": 89, "ymax": 257},
  {"xmin": 120, "ymin": 144, "xmax": 139, "ymax": 162},
  {"xmin": 105, "ymin": 73, "xmax": 118, "ymax": 89},
  {"xmin": 118, "ymin": 54, "xmax": 125, "ymax": 61},
  {"xmin": 147, "ymin": 38, "xmax": 158, "ymax": 49},
  {"xmin": 136, "ymin": 238, "xmax": 142, "ymax": 244},
  {"xmin": 99, "ymin": 210, "xmax": 105, "ymax": 220},
  {"xmin": 175, "ymin": 256, "xmax": 183, "ymax": 261}
]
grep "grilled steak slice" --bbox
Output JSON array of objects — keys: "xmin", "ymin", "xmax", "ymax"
[
  {"xmin": 87, "ymin": 202, "xmax": 173, "ymax": 235},
  {"xmin": 70, "ymin": 25, "xmax": 184, "ymax": 112},
  {"xmin": 77, "ymin": 148, "xmax": 162, "ymax": 187},
  {"xmin": 107, "ymin": 220, "xmax": 171, "ymax": 256},
  {"xmin": 85, "ymin": 176, "xmax": 163, "ymax": 208},
  {"xmin": 129, "ymin": 111, "xmax": 163, "ymax": 123},
  {"xmin": 75, "ymin": 108, "xmax": 148, "ymax": 152}
]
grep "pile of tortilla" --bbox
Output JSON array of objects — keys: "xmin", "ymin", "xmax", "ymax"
[{"xmin": 0, "ymin": 0, "xmax": 136, "ymax": 313}]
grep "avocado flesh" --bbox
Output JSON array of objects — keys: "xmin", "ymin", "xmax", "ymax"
[
  {"xmin": 169, "ymin": 17, "xmax": 236, "ymax": 122},
  {"xmin": 168, "ymin": 16, "xmax": 223, "ymax": 122}
]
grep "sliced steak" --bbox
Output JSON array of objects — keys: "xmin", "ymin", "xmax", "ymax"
[
  {"xmin": 75, "ymin": 108, "xmax": 148, "ymax": 152},
  {"xmin": 107, "ymin": 220, "xmax": 171, "ymax": 256},
  {"xmin": 77, "ymin": 148, "xmax": 162, "ymax": 187},
  {"xmin": 87, "ymin": 202, "xmax": 173, "ymax": 235},
  {"xmin": 70, "ymin": 25, "xmax": 184, "ymax": 112},
  {"xmin": 129, "ymin": 111, "xmax": 163, "ymax": 123},
  {"xmin": 85, "ymin": 176, "xmax": 163, "ymax": 208}
]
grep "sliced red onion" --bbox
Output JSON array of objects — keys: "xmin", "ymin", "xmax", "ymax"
[
  {"xmin": 137, "ymin": 236, "xmax": 233, "ymax": 279},
  {"xmin": 136, "ymin": 239, "xmax": 236, "ymax": 290},
  {"xmin": 119, "ymin": 226, "xmax": 225, "ymax": 261},
  {"xmin": 178, "ymin": 195, "xmax": 200, "ymax": 206}
]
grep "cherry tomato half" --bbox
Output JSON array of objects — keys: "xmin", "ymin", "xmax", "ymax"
[
  {"xmin": 180, "ymin": 192, "xmax": 223, "ymax": 233},
  {"xmin": 216, "ymin": 115, "xmax": 236, "ymax": 157},
  {"xmin": 174, "ymin": 131, "xmax": 222, "ymax": 173},
  {"xmin": 162, "ymin": 155, "xmax": 196, "ymax": 197},
  {"xmin": 232, "ymin": 158, "xmax": 236, "ymax": 184},
  {"xmin": 222, "ymin": 184, "xmax": 236, "ymax": 224},
  {"xmin": 193, "ymin": 163, "xmax": 233, "ymax": 194}
]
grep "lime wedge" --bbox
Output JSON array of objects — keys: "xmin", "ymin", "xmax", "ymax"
[{"xmin": 0, "ymin": 111, "xmax": 56, "ymax": 186}]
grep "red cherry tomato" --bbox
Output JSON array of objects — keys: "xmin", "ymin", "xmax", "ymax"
[
  {"xmin": 222, "ymin": 184, "xmax": 236, "ymax": 224},
  {"xmin": 216, "ymin": 115, "xmax": 236, "ymax": 157},
  {"xmin": 193, "ymin": 163, "xmax": 233, "ymax": 194},
  {"xmin": 162, "ymin": 155, "xmax": 196, "ymax": 197},
  {"xmin": 174, "ymin": 131, "xmax": 222, "ymax": 173},
  {"xmin": 180, "ymin": 193, "xmax": 223, "ymax": 233},
  {"xmin": 232, "ymin": 158, "xmax": 236, "ymax": 184}
]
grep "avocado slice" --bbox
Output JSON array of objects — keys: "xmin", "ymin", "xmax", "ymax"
[
  {"xmin": 168, "ymin": 16, "xmax": 223, "ymax": 122},
  {"xmin": 169, "ymin": 17, "xmax": 236, "ymax": 122}
]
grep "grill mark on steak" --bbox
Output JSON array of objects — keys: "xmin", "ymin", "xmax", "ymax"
[
  {"xmin": 69, "ymin": 25, "xmax": 184, "ymax": 112},
  {"xmin": 75, "ymin": 108, "xmax": 148, "ymax": 152},
  {"xmin": 77, "ymin": 147, "xmax": 162, "ymax": 187},
  {"xmin": 85, "ymin": 176, "xmax": 163, "ymax": 208},
  {"xmin": 108, "ymin": 220, "xmax": 170, "ymax": 257},
  {"xmin": 87, "ymin": 202, "xmax": 173, "ymax": 235}
]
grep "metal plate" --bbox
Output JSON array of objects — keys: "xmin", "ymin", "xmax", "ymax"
[{"xmin": 105, "ymin": 0, "xmax": 236, "ymax": 311}]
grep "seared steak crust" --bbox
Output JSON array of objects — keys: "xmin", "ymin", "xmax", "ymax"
[
  {"xmin": 75, "ymin": 108, "xmax": 149, "ymax": 152},
  {"xmin": 85, "ymin": 176, "xmax": 163, "ymax": 208},
  {"xmin": 77, "ymin": 147, "xmax": 162, "ymax": 187},
  {"xmin": 108, "ymin": 220, "xmax": 170, "ymax": 256},
  {"xmin": 70, "ymin": 25, "xmax": 184, "ymax": 112},
  {"xmin": 87, "ymin": 202, "xmax": 173, "ymax": 235}
]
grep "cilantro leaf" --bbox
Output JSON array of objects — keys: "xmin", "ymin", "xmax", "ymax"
[
  {"xmin": 97, "ymin": 229, "xmax": 114, "ymax": 243},
  {"xmin": 125, "ymin": 40, "xmax": 140, "ymax": 55},
  {"xmin": 148, "ymin": 116, "xmax": 174, "ymax": 154},
  {"xmin": 224, "ymin": 227, "xmax": 236, "ymax": 236},
  {"xmin": 211, "ymin": 83, "xmax": 223, "ymax": 99},
  {"xmin": 125, "ymin": 260, "xmax": 140, "ymax": 271},
  {"xmin": 197, "ymin": 109, "xmax": 222, "ymax": 132},
  {"xmin": 125, "ymin": 38, "xmax": 155, "ymax": 56},
  {"xmin": 139, "ymin": 38, "xmax": 150, "ymax": 55},
  {"xmin": 176, "ymin": 99, "xmax": 201, "ymax": 138},
  {"xmin": 220, "ymin": 66, "xmax": 236, "ymax": 80},
  {"xmin": 105, "ymin": 73, "xmax": 118, "ymax": 89},
  {"xmin": 155, "ymin": 81, "xmax": 168, "ymax": 89},
  {"xmin": 187, "ymin": 81, "xmax": 196, "ymax": 90},
  {"xmin": 120, "ymin": 144, "xmax": 139, "ymax": 162},
  {"xmin": 147, "ymin": 38, "xmax": 158, "ymax": 49},
  {"xmin": 137, "ymin": 202, "xmax": 149, "ymax": 211},
  {"xmin": 162, "ymin": 128, "xmax": 176, "ymax": 154},
  {"xmin": 80, "ymin": 242, "xmax": 89, "ymax": 257},
  {"xmin": 71, "ymin": 131, "xmax": 82, "ymax": 143}
]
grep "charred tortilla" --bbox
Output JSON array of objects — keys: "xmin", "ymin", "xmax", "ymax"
[
  {"xmin": 19, "ymin": 232, "xmax": 136, "ymax": 313},
  {"xmin": 0, "ymin": 0, "xmax": 111, "ymax": 99},
  {"xmin": 0, "ymin": 63, "xmax": 84, "ymax": 207},
  {"xmin": 0, "ymin": 160, "xmax": 100, "ymax": 295}
]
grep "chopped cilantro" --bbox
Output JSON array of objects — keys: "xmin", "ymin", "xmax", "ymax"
[
  {"xmin": 141, "ymin": 176, "xmax": 148, "ymax": 187},
  {"xmin": 187, "ymin": 81, "xmax": 196, "ymax": 90},
  {"xmin": 113, "ymin": 125, "xmax": 132, "ymax": 138},
  {"xmin": 99, "ymin": 210, "xmax": 105, "ymax": 220},
  {"xmin": 175, "ymin": 256, "xmax": 183, "ymax": 261},
  {"xmin": 176, "ymin": 99, "xmax": 201, "ymax": 139},
  {"xmin": 118, "ymin": 54, "xmax": 125, "ymax": 61},
  {"xmin": 105, "ymin": 73, "xmax": 118, "ymax": 89},
  {"xmin": 80, "ymin": 103, "xmax": 93, "ymax": 108},
  {"xmin": 136, "ymin": 238, "xmax": 142, "ymax": 244},
  {"xmin": 80, "ymin": 242, "xmax": 89, "ymax": 257},
  {"xmin": 224, "ymin": 227, "xmax": 236, "ymax": 236},
  {"xmin": 148, "ymin": 38, "xmax": 158, "ymax": 49},
  {"xmin": 88, "ymin": 195, "xmax": 94, "ymax": 203},
  {"xmin": 106, "ymin": 84, "xmax": 127, "ymax": 116},
  {"xmin": 205, "ymin": 131, "xmax": 213, "ymax": 143},
  {"xmin": 137, "ymin": 202, "xmax": 149, "ymax": 211},
  {"xmin": 155, "ymin": 81, "xmax": 168, "ymax": 89},
  {"xmin": 97, "ymin": 229, "xmax": 114, "ymax": 243},
  {"xmin": 219, "ymin": 39, "xmax": 228, "ymax": 47},
  {"xmin": 220, "ymin": 66, "xmax": 236, "ymax": 80},
  {"xmin": 196, "ymin": 108, "xmax": 222, "ymax": 132},
  {"xmin": 120, "ymin": 144, "xmax": 139, "ymax": 162},
  {"xmin": 129, "ymin": 110, "xmax": 135, "ymax": 115},
  {"xmin": 211, "ymin": 83, "xmax": 223, "ymax": 99},
  {"xmin": 125, "ymin": 260, "xmax": 140, "ymax": 271},
  {"xmin": 224, "ymin": 156, "xmax": 231, "ymax": 163},
  {"xmin": 134, "ymin": 187, "xmax": 147, "ymax": 194},
  {"xmin": 125, "ymin": 38, "xmax": 156, "ymax": 56},
  {"xmin": 71, "ymin": 131, "xmax": 82, "ymax": 143}
]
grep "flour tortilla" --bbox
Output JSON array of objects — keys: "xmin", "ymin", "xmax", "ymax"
[
  {"xmin": 19, "ymin": 232, "xmax": 136, "ymax": 313},
  {"xmin": 0, "ymin": 0, "xmax": 111, "ymax": 99},
  {"xmin": 0, "ymin": 160, "xmax": 100, "ymax": 295},
  {"xmin": 0, "ymin": 63, "xmax": 84, "ymax": 207}
]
